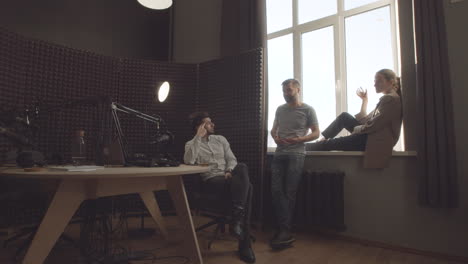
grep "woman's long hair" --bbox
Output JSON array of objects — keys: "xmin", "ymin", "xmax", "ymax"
[{"xmin": 377, "ymin": 69, "xmax": 402, "ymax": 117}]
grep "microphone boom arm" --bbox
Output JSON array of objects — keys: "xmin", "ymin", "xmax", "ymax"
[{"xmin": 111, "ymin": 102, "xmax": 164, "ymax": 166}]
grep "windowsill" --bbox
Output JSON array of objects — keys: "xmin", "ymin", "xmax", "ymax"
[
  {"xmin": 267, "ymin": 148, "xmax": 417, "ymax": 157},
  {"xmin": 304, "ymin": 151, "xmax": 417, "ymax": 156}
]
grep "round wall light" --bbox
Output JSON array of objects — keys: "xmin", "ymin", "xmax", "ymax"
[{"xmin": 157, "ymin": 81, "xmax": 170, "ymax": 103}]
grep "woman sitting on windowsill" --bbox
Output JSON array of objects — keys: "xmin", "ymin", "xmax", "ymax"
[{"xmin": 306, "ymin": 69, "xmax": 402, "ymax": 168}]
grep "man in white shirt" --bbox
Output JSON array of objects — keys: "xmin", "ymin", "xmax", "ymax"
[{"xmin": 184, "ymin": 111, "xmax": 255, "ymax": 263}]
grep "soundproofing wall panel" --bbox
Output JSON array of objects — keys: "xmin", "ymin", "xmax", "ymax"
[
  {"xmin": 0, "ymin": 28, "xmax": 27, "ymax": 162},
  {"xmin": 198, "ymin": 48, "xmax": 266, "ymax": 222},
  {"xmin": 0, "ymin": 28, "xmax": 198, "ymax": 165},
  {"xmin": 0, "ymin": 28, "xmax": 264, "ymax": 223},
  {"xmin": 21, "ymin": 39, "xmax": 120, "ymax": 161}
]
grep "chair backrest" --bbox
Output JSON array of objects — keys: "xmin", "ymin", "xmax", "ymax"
[{"xmin": 183, "ymin": 173, "xmax": 230, "ymax": 215}]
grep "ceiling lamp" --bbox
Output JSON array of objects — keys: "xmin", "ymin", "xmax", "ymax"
[{"xmin": 137, "ymin": 0, "xmax": 172, "ymax": 10}]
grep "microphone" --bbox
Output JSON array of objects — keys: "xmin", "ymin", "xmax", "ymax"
[
  {"xmin": 149, "ymin": 131, "xmax": 174, "ymax": 144},
  {"xmin": 0, "ymin": 126, "xmax": 33, "ymax": 147}
]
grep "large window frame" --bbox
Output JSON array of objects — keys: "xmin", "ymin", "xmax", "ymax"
[{"xmin": 266, "ymin": 0, "xmax": 401, "ymax": 150}]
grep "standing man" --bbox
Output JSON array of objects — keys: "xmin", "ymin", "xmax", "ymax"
[
  {"xmin": 270, "ymin": 79, "xmax": 320, "ymax": 249},
  {"xmin": 184, "ymin": 111, "xmax": 255, "ymax": 263}
]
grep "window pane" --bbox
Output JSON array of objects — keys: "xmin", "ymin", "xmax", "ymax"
[
  {"xmin": 345, "ymin": 6, "xmax": 394, "ymax": 118},
  {"xmin": 267, "ymin": 35, "xmax": 293, "ymax": 147},
  {"xmin": 266, "ymin": 0, "xmax": 292, "ymax": 33},
  {"xmin": 298, "ymin": 0, "xmax": 337, "ymax": 25},
  {"xmin": 345, "ymin": 0, "xmax": 380, "ymax": 10},
  {"xmin": 302, "ymin": 26, "xmax": 336, "ymax": 132}
]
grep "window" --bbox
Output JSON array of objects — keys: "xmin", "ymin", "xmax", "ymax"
[
  {"xmin": 267, "ymin": 34, "xmax": 294, "ymax": 137},
  {"xmin": 266, "ymin": 0, "xmax": 402, "ymax": 150},
  {"xmin": 302, "ymin": 26, "xmax": 336, "ymax": 134}
]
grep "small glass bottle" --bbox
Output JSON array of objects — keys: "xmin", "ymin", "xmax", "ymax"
[{"xmin": 71, "ymin": 130, "xmax": 86, "ymax": 165}]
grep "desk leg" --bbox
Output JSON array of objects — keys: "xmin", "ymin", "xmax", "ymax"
[
  {"xmin": 167, "ymin": 175, "xmax": 203, "ymax": 264},
  {"xmin": 139, "ymin": 191, "xmax": 168, "ymax": 239},
  {"xmin": 22, "ymin": 180, "xmax": 85, "ymax": 264}
]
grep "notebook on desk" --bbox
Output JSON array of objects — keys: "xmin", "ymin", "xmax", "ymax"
[{"xmin": 48, "ymin": 165, "xmax": 105, "ymax": 172}]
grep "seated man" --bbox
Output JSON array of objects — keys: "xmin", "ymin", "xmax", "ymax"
[{"xmin": 183, "ymin": 111, "xmax": 255, "ymax": 263}]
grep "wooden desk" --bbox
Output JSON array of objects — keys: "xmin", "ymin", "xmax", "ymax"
[{"xmin": 0, "ymin": 165, "xmax": 209, "ymax": 264}]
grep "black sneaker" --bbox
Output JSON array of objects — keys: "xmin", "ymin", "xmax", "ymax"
[
  {"xmin": 269, "ymin": 229, "xmax": 280, "ymax": 242},
  {"xmin": 270, "ymin": 229, "xmax": 295, "ymax": 249}
]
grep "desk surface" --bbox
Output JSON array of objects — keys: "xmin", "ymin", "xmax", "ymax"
[
  {"xmin": 0, "ymin": 164, "xmax": 209, "ymax": 179},
  {"xmin": 3, "ymin": 164, "xmax": 208, "ymax": 264}
]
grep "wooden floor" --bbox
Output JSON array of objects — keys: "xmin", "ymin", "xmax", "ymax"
[{"xmin": 0, "ymin": 216, "xmax": 464, "ymax": 264}]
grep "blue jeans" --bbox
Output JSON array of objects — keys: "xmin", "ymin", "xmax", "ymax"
[{"xmin": 271, "ymin": 153, "xmax": 305, "ymax": 231}]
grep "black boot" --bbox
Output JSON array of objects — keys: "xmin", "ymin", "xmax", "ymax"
[
  {"xmin": 238, "ymin": 239, "xmax": 255, "ymax": 263},
  {"xmin": 230, "ymin": 205, "xmax": 245, "ymax": 240}
]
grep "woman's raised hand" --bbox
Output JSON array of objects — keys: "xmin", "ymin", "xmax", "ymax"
[{"xmin": 356, "ymin": 87, "xmax": 368, "ymax": 101}]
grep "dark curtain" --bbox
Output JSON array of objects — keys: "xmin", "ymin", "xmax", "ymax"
[
  {"xmin": 220, "ymin": 0, "xmax": 266, "ymax": 56},
  {"xmin": 413, "ymin": 0, "xmax": 458, "ymax": 208}
]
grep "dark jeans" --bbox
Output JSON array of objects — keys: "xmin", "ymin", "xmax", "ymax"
[
  {"xmin": 271, "ymin": 153, "xmax": 305, "ymax": 231},
  {"xmin": 307, "ymin": 112, "xmax": 368, "ymax": 151},
  {"xmin": 202, "ymin": 163, "xmax": 253, "ymax": 243}
]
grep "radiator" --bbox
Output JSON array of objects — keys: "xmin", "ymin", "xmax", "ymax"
[{"xmin": 293, "ymin": 170, "xmax": 346, "ymax": 232}]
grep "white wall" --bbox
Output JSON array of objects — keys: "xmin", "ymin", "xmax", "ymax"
[
  {"xmin": 303, "ymin": 154, "xmax": 468, "ymax": 257},
  {"xmin": 172, "ymin": 0, "xmax": 222, "ymax": 63}
]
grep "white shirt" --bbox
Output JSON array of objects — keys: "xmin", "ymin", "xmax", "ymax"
[{"xmin": 184, "ymin": 134, "xmax": 237, "ymax": 181}]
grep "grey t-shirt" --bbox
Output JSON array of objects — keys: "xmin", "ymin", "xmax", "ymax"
[{"xmin": 274, "ymin": 103, "xmax": 318, "ymax": 154}]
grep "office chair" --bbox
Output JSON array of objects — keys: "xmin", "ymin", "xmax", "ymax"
[
  {"xmin": 193, "ymin": 185, "xmax": 231, "ymax": 249},
  {"xmin": 185, "ymin": 173, "xmax": 255, "ymax": 249}
]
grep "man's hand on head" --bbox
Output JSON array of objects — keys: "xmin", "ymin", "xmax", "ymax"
[{"xmin": 196, "ymin": 121, "xmax": 207, "ymax": 137}]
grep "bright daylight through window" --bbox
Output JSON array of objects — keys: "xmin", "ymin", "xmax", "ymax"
[{"xmin": 266, "ymin": 0, "xmax": 402, "ymax": 151}]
